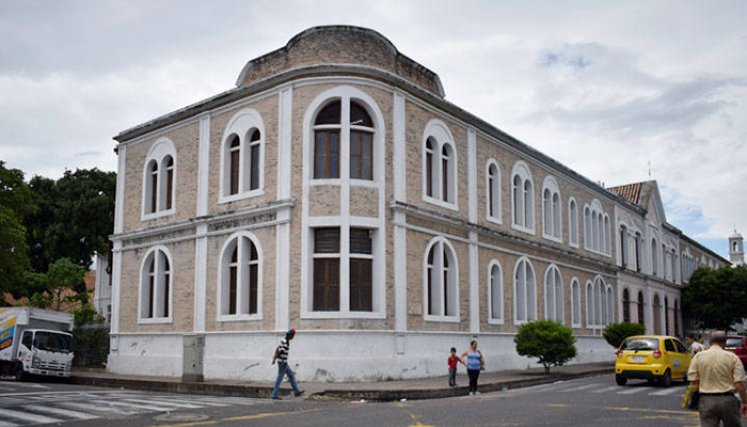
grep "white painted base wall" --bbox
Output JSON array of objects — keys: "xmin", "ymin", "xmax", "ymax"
[{"xmin": 107, "ymin": 332, "xmax": 614, "ymax": 382}]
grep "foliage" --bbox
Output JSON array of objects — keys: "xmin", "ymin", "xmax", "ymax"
[
  {"xmin": 46, "ymin": 258, "xmax": 85, "ymax": 311},
  {"xmin": 0, "ymin": 161, "xmax": 34, "ymax": 299},
  {"xmin": 24, "ymin": 168, "xmax": 116, "ymax": 271},
  {"xmin": 71, "ymin": 303, "xmax": 104, "ymax": 327},
  {"xmin": 73, "ymin": 324, "xmax": 110, "ymax": 367},
  {"xmin": 603, "ymin": 322, "xmax": 646, "ymax": 349},
  {"xmin": 682, "ymin": 266, "xmax": 747, "ymax": 331},
  {"xmin": 514, "ymin": 320, "xmax": 577, "ymax": 374}
]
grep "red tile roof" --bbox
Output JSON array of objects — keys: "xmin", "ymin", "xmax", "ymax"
[{"xmin": 608, "ymin": 182, "xmax": 644, "ymax": 205}]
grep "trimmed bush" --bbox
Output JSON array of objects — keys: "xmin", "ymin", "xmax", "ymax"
[
  {"xmin": 515, "ymin": 320, "xmax": 577, "ymax": 374},
  {"xmin": 603, "ymin": 322, "xmax": 646, "ymax": 349}
]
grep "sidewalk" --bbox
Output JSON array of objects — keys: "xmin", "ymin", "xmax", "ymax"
[{"xmin": 71, "ymin": 362, "xmax": 613, "ymax": 401}]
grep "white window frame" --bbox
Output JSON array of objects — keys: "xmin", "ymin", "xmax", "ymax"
[
  {"xmin": 513, "ymin": 256, "xmax": 537, "ymax": 325},
  {"xmin": 217, "ymin": 231, "xmax": 263, "ymax": 322},
  {"xmin": 422, "ymin": 119, "xmax": 458, "ymax": 210},
  {"xmin": 299, "ymin": 86, "xmax": 386, "ymax": 320},
  {"xmin": 137, "ymin": 246, "xmax": 173, "ymax": 324},
  {"xmin": 423, "ymin": 236, "xmax": 460, "ymax": 322},
  {"xmin": 544, "ymin": 264, "xmax": 564, "ymax": 323},
  {"xmin": 487, "ymin": 260, "xmax": 503, "ymax": 324},
  {"xmin": 511, "ymin": 161, "xmax": 535, "ymax": 235},
  {"xmin": 568, "ymin": 198, "xmax": 579, "ymax": 247},
  {"xmin": 141, "ymin": 138, "xmax": 177, "ymax": 220},
  {"xmin": 219, "ymin": 108, "xmax": 265, "ymax": 203},
  {"xmin": 485, "ymin": 159, "xmax": 502, "ymax": 224},
  {"xmin": 541, "ymin": 176, "xmax": 562, "ymax": 242},
  {"xmin": 583, "ymin": 199, "xmax": 609, "ymax": 256},
  {"xmin": 570, "ymin": 278, "xmax": 581, "ymax": 328}
]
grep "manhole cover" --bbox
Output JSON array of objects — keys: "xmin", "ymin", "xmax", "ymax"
[{"xmin": 154, "ymin": 413, "xmax": 210, "ymax": 422}]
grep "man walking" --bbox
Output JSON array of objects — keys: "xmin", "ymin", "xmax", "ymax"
[
  {"xmin": 271, "ymin": 328, "xmax": 304, "ymax": 400},
  {"xmin": 687, "ymin": 331, "xmax": 747, "ymax": 427},
  {"xmin": 686, "ymin": 333, "xmax": 705, "ymax": 355}
]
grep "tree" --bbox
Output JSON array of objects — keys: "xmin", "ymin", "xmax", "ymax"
[
  {"xmin": 25, "ymin": 168, "xmax": 116, "ymax": 270},
  {"xmin": 46, "ymin": 258, "xmax": 85, "ymax": 311},
  {"xmin": 515, "ymin": 320, "xmax": 577, "ymax": 374},
  {"xmin": 603, "ymin": 322, "xmax": 646, "ymax": 349},
  {"xmin": 682, "ymin": 266, "xmax": 747, "ymax": 331},
  {"xmin": 0, "ymin": 161, "xmax": 34, "ymax": 299}
]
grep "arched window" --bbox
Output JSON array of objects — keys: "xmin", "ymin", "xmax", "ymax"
[
  {"xmin": 142, "ymin": 138, "xmax": 177, "ymax": 218},
  {"xmin": 488, "ymin": 261, "xmax": 503, "ymax": 323},
  {"xmin": 139, "ymin": 248, "xmax": 172, "ymax": 322},
  {"xmin": 513, "ymin": 257, "xmax": 537, "ymax": 324},
  {"xmin": 637, "ymin": 291, "xmax": 645, "ymax": 328},
  {"xmin": 569, "ymin": 198, "xmax": 579, "ymax": 247},
  {"xmin": 219, "ymin": 233, "xmax": 261, "ymax": 318},
  {"xmin": 486, "ymin": 160, "xmax": 501, "ymax": 223},
  {"xmin": 314, "ymin": 98, "xmax": 374, "ymax": 180},
  {"xmin": 424, "ymin": 238, "xmax": 458, "ymax": 319},
  {"xmin": 651, "ymin": 238, "xmax": 658, "ymax": 276},
  {"xmin": 422, "ymin": 120, "xmax": 457, "ymax": 206},
  {"xmin": 221, "ymin": 108, "xmax": 265, "ymax": 200},
  {"xmin": 653, "ymin": 294, "xmax": 661, "ymax": 334},
  {"xmin": 541, "ymin": 176, "xmax": 561, "ymax": 241},
  {"xmin": 511, "ymin": 162, "xmax": 534, "ymax": 233},
  {"xmin": 571, "ymin": 279, "xmax": 581, "ymax": 327},
  {"xmin": 622, "ymin": 288, "xmax": 631, "ymax": 323},
  {"xmin": 583, "ymin": 200, "xmax": 609, "ymax": 255},
  {"xmin": 585, "ymin": 281, "xmax": 594, "ymax": 328},
  {"xmin": 620, "ymin": 225, "xmax": 628, "ymax": 268},
  {"xmin": 606, "ymin": 285, "xmax": 614, "ymax": 325},
  {"xmin": 544, "ymin": 265, "xmax": 563, "ymax": 323}
]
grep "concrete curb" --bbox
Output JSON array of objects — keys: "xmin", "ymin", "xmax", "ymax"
[{"xmin": 71, "ymin": 365, "xmax": 613, "ymax": 402}]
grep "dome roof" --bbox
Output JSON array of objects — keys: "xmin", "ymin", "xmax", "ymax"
[{"xmin": 730, "ymin": 229, "xmax": 743, "ymax": 239}]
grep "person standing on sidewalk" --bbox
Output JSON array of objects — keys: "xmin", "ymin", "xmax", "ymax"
[
  {"xmin": 271, "ymin": 328, "xmax": 304, "ymax": 400},
  {"xmin": 461, "ymin": 340, "xmax": 484, "ymax": 395},
  {"xmin": 687, "ymin": 330, "xmax": 747, "ymax": 427},
  {"xmin": 686, "ymin": 333, "xmax": 705, "ymax": 356},
  {"xmin": 447, "ymin": 347, "xmax": 465, "ymax": 387}
]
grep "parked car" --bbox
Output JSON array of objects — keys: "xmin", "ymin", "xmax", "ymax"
[
  {"xmin": 725, "ymin": 335, "xmax": 747, "ymax": 368},
  {"xmin": 615, "ymin": 335, "xmax": 691, "ymax": 387}
]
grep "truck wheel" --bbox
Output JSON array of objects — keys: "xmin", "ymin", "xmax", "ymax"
[
  {"xmin": 615, "ymin": 375, "xmax": 627, "ymax": 386},
  {"xmin": 12, "ymin": 363, "xmax": 26, "ymax": 381}
]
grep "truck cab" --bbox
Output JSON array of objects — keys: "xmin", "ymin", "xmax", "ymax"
[{"xmin": 17, "ymin": 329, "xmax": 74, "ymax": 378}]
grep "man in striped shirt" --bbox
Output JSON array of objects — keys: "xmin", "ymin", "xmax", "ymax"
[{"xmin": 271, "ymin": 328, "xmax": 304, "ymax": 400}]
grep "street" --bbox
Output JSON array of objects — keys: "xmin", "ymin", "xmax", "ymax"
[{"xmin": 0, "ymin": 375, "xmax": 740, "ymax": 426}]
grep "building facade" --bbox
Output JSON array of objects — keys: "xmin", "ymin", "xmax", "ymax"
[{"xmin": 107, "ymin": 26, "xmax": 728, "ymax": 381}]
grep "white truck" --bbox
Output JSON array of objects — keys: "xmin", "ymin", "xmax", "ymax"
[{"xmin": 0, "ymin": 307, "xmax": 75, "ymax": 379}]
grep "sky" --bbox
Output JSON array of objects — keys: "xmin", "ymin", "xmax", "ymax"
[{"xmin": 1, "ymin": 0, "xmax": 745, "ymax": 259}]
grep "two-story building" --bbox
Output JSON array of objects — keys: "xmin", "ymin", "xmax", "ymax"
[{"xmin": 107, "ymin": 26, "xmax": 727, "ymax": 381}]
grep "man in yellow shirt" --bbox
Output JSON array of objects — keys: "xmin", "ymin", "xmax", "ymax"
[{"xmin": 687, "ymin": 331, "xmax": 747, "ymax": 427}]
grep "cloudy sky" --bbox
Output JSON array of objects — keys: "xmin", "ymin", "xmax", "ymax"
[{"xmin": 1, "ymin": 0, "xmax": 745, "ymax": 258}]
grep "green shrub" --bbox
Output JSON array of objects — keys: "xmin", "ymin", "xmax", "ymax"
[
  {"xmin": 603, "ymin": 322, "xmax": 646, "ymax": 349},
  {"xmin": 515, "ymin": 320, "xmax": 577, "ymax": 374}
]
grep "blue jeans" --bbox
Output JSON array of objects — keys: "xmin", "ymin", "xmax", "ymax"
[{"xmin": 271, "ymin": 362, "xmax": 301, "ymax": 398}]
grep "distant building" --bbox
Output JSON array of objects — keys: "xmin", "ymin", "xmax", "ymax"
[
  {"xmin": 730, "ymin": 230, "xmax": 744, "ymax": 266},
  {"xmin": 107, "ymin": 26, "xmax": 728, "ymax": 382}
]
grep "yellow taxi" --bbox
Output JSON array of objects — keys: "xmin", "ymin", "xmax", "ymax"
[{"xmin": 615, "ymin": 335, "xmax": 691, "ymax": 387}]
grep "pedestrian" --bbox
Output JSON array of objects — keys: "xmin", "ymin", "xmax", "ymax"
[
  {"xmin": 686, "ymin": 330, "xmax": 747, "ymax": 427},
  {"xmin": 686, "ymin": 333, "xmax": 705, "ymax": 356},
  {"xmin": 447, "ymin": 347, "xmax": 465, "ymax": 387},
  {"xmin": 271, "ymin": 328, "xmax": 305, "ymax": 400},
  {"xmin": 461, "ymin": 340, "xmax": 484, "ymax": 395}
]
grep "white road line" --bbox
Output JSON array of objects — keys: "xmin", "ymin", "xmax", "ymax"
[
  {"xmin": 617, "ymin": 387, "xmax": 648, "ymax": 395},
  {"xmin": 59, "ymin": 401, "xmax": 140, "ymax": 415},
  {"xmin": 121, "ymin": 398, "xmax": 204, "ymax": 409},
  {"xmin": 1, "ymin": 408, "xmax": 60, "ymax": 424},
  {"xmin": 0, "ymin": 390, "xmax": 124, "ymax": 398},
  {"xmin": 592, "ymin": 386, "xmax": 621, "ymax": 394},
  {"xmin": 24, "ymin": 404, "xmax": 100, "ymax": 420},
  {"xmin": 650, "ymin": 387, "xmax": 685, "ymax": 396},
  {"xmin": 96, "ymin": 400, "xmax": 181, "ymax": 412},
  {"xmin": 2, "ymin": 382, "xmax": 49, "ymax": 389},
  {"xmin": 152, "ymin": 397, "xmax": 228, "ymax": 407},
  {"xmin": 560, "ymin": 384, "xmax": 599, "ymax": 392},
  {"xmin": 0, "ymin": 420, "xmax": 20, "ymax": 427}
]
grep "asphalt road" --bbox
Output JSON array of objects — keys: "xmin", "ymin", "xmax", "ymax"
[{"xmin": 1, "ymin": 375, "xmax": 744, "ymax": 427}]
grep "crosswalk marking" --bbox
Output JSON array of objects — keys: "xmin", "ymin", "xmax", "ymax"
[
  {"xmin": 0, "ymin": 420, "xmax": 20, "ymax": 427},
  {"xmin": 560, "ymin": 384, "xmax": 599, "ymax": 392},
  {"xmin": 617, "ymin": 387, "xmax": 648, "ymax": 395},
  {"xmin": 59, "ymin": 401, "xmax": 141, "ymax": 415},
  {"xmin": 24, "ymin": 404, "xmax": 100, "ymax": 420},
  {"xmin": 1, "ymin": 408, "xmax": 60, "ymax": 424},
  {"xmin": 122, "ymin": 398, "xmax": 205, "ymax": 409},
  {"xmin": 649, "ymin": 387, "xmax": 685, "ymax": 396},
  {"xmin": 592, "ymin": 386, "xmax": 621, "ymax": 394},
  {"xmin": 90, "ymin": 399, "xmax": 178, "ymax": 412}
]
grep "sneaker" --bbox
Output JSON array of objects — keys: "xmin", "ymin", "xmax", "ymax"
[
  {"xmin": 468, "ymin": 391, "xmax": 474, "ymax": 396},
  {"xmin": 475, "ymin": 391, "xmax": 481, "ymax": 395},
  {"xmin": 294, "ymin": 390, "xmax": 305, "ymax": 397},
  {"xmin": 271, "ymin": 396, "xmax": 282, "ymax": 400}
]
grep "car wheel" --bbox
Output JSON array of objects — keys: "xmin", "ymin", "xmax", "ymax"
[
  {"xmin": 660, "ymin": 370, "xmax": 672, "ymax": 387},
  {"xmin": 615, "ymin": 375, "xmax": 627, "ymax": 386}
]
